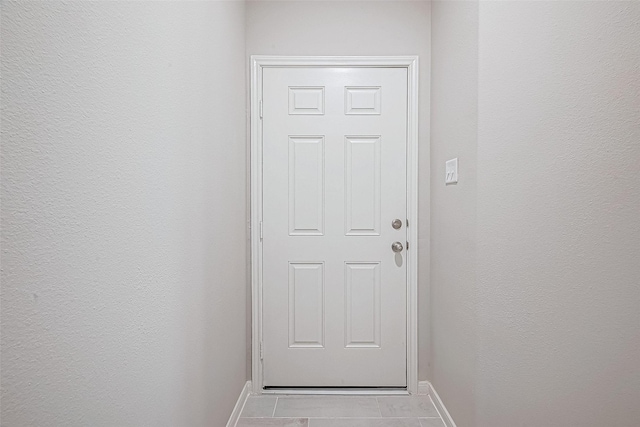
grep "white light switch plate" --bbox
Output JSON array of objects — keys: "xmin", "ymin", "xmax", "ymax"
[{"xmin": 445, "ymin": 158, "xmax": 458, "ymax": 184}]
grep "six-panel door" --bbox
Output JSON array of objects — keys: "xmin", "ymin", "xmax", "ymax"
[{"xmin": 262, "ymin": 67, "xmax": 408, "ymax": 387}]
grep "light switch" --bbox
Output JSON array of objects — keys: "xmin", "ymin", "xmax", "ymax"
[{"xmin": 445, "ymin": 158, "xmax": 458, "ymax": 184}]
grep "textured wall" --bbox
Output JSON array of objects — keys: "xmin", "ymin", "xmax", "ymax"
[
  {"xmin": 246, "ymin": 0, "xmax": 432, "ymax": 380},
  {"xmin": 430, "ymin": 1, "xmax": 478, "ymax": 426},
  {"xmin": 431, "ymin": 1, "xmax": 640, "ymax": 426},
  {"xmin": 1, "ymin": 2, "xmax": 247, "ymax": 426},
  {"xmin": 476, "ymin": 2, "xmax": 640, "ymax": 425}
]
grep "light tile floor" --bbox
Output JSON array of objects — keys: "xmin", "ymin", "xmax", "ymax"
[{"xmin": 235, "ymin": 395, "xmax": 446, "ymax": 427}]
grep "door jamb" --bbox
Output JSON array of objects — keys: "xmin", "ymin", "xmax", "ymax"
[{"xmin": 250, "ymin": 56, "xmax": 419, "ymax": 394}]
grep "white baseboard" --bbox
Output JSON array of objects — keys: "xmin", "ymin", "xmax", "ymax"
[
  {"xmin": 420, "ymin": 381, "xmax": 457, "ymax": 427},
  {"xmin": 417, "ymin": 380, "xmax": 430, "ymax": 395},
  {"xmin": 226, "ymin": 380, "xmax": 252, "ymax": 427}
]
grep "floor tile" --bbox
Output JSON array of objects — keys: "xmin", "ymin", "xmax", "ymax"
[
  {"xmin": 237, "ymin": 418, "xmax": 308, "ymax": 427},
  {"xmin": 274, "ymin": 396, "xmax": 380, "ymax": 418},
  {"xmin": 419, "ymin": 418, "xmax": 446, "ymax": 427},
  {"xmin": 241, "ymin": 396, "xmax": 278, "ymax": 417},
  {"xmin": 310, "ymin": 418, "xmax": 422, "ymax": 427},
  {"xmin": 377, "ymin": 396, "xmax": 439, "ymax": 418}
]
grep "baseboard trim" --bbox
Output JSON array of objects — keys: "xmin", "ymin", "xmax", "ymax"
[
  {"xmin": 226, "ymin": 380, "xmax": 251, "ymax": 427},
  {"xmin": 417, "ymin": 380, "xmax": 429, "ymax": 395},
  {"xmin": 420, "ymin": 381, "xmax": 457, "ymax": 427}
]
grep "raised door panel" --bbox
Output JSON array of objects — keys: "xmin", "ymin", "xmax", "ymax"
[
  {"xmin": 345, "ymin": 136, "xmax": 381, "ymax": 236},
  {"xmin": 345, "ymin": 262, "xmax": 381, "ymax": 348},
  {"xmin": 289, "ymin": 86, "xmax": 325, "ymax": 115},
  {"xmin": 288, "ymin": 262, "xmax": 325, "ymax": 348},
  {"xmin": 289, "ymin": 136, "xmax": 325, "ymax": 236},
  {"xmin": 345, "ymin": 86, "xmax": 381, "ymax": 115}
]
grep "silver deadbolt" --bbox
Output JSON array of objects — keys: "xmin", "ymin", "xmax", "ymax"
[
  {"xmin": 391, "ymin": 219, "xmax": 402, "ymax": 230},
  {"xmin": 391, "ymin": 241, "xmax": 404, "ymax": 253}
]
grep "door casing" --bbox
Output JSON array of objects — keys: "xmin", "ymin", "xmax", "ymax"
[{"xmin": 250, "ymin": 56, "xmax": 419, "ymax": 395}]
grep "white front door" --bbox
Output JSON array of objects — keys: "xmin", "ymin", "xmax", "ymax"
[{"xmin": 261, "ymin": 66, "xmax": 408, "ymax": 387}]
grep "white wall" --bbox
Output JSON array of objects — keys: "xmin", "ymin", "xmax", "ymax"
[
  {"xmin": 430, "ymin": 2, "xmax": 478, "ymax": 426},
  {"xmin": 246, "ymin": 0, "xmax": 432, "ymax": 380},
  {"xmin": 476, "ymin": 2, "xmax": 640, "ymax": 425},
  {"xmin": 431, "ymin": 1, "xmax": 640, "ymax": 426},
  {"xmin": 1, "ymin": 2, "xmax": 247, "ymax": 426}
]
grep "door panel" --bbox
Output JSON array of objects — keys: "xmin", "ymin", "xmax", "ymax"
[
  {"xmin": 345, "ymin": 262, "xmax": 381, "ymax": 348},
  {"xmin": 262, "ymin": 67, "xmax": 408, "ymax": 387},
  {"xmin": 345, "ymin": 136, "xmax": 381, "ymax": 236},
  {"xmin": 288, "ymin": 262, "xmax": 324, "ymax": 348},
  {"xmin": 288, "ymin": 136, "xmax": 325, "ymax": 235}
]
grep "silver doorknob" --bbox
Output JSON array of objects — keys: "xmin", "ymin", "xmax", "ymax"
[
  {"xmin": 391, "ymin": 241, "xmax": 404, "ymax": 253},
  {"xmin": 391, "ymin": 219, "xmax": 402, "ymax": 229}
]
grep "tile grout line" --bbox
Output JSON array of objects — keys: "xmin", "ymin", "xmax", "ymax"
[
  {"xmin": 304, "ymin": 415, "xmax": 441, "ymax": 421},
  {"xmin": 272, "ymin": 396, "xmax": 278, "ymax": 418},
  {"xmin": 375, "ymin": 396, "xmax": 383, "ymax": 418}
]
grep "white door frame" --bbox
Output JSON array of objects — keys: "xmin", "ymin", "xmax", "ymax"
[{"xmin": 250, "ymin": 56, "xmax": 419, "ymax": 395}]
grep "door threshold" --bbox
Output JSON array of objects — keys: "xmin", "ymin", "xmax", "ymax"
[{"xmin": 261, "ymin": 387, "xmax": 409, "ymax": 396}]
